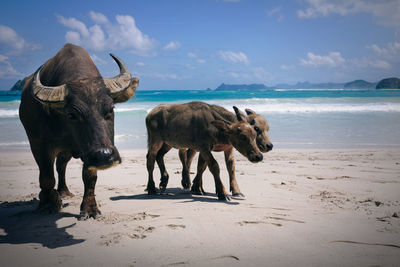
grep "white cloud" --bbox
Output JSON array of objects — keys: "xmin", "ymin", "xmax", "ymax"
[
  {"xmin": 90, "ymin": 54, "xmax": 107, "ymax": 65},
  {"xmin": 154, "ymin": 73, "xmax": 178, "ymax": 80},
  {"xmin": 351, "ymin": 57, "xmax": 391, "ymax": 69},
  {"xmin": 187, "ymin": 52, "xmax": 197, "ymax": 58},
  {"xmin": 136, "ymin": 62, "xmax": 145, "ymax": 66},
  {"xmin": 374, "ymin": 60, "xmax": 391, "ymax": 69},
  {"xmin": 57, "ymin": 15, "xmax": 90, "ymax": 37},
  {"xmin": 89, "ymin": 11, "xmax": 109, "ymax": 24},
  {"xmin": 267, "ymin": 6, "xmax": 284, "ymax": 21},
  {"xmin": 280, "ymin": 64, "xmax": 295, "ymax": 70},
  {"xmin": 219, "ymin": 50, "xmax": 249, "ymax": 64},
  {"xmin": 253, "ymin": 67, "xmax": 273, "ymax": 81},
  {"xmin": 297, "ymin": 0, "xmax": 400, "ymax": 27},
  {"xmin": 187, "ymin": 52, "xmax": 206, "ymax": 63},
  {"xmin": 57, "ymin": 12, "xmax": 157, "ymax": 55},
  {"xmin": 300, "ymin": 51, "xmax": 345, "ymax": 67},
  {"xmin": 367, "ymin": 42, "xmax": 400, "ymax": 56},
  {"xmin": 163, "ymin": 41, "xmax": 181, "ymax": 51},
  {"xmin": 0, "ymin": 54, "xmax": 22, "ymax": 78},
  {"xmin": 0, "ymin": 25, "xmax": 40, "ymax": 53}
]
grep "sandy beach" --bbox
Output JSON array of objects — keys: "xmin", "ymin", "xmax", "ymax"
[{"xmin": 0, "ymin": 148, "xmax": 399, "ymax": 266}]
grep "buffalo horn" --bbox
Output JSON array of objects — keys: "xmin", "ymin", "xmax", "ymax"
[
  {"xmin": 103, "ymin": 54, "xmax": 138, "ymax": 103},
  {"xmin": 32, "ymin": 65, "xmax": 67, "ymax": 105}
]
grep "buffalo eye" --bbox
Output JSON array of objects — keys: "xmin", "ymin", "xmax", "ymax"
[
  {"xmin": 254, "ymin": 126, "xmax": 260, "ymax": 133},
  {"xmin": 104, "ymin": 106, "xmax": 114, "ymax": 120},
  {"xmin": 67, "ymin": 112, "xmax": 78, "ymax": 121},
  {"xmin": 240, "ymin": 135, "xmax": 247, "ymax": 141}
]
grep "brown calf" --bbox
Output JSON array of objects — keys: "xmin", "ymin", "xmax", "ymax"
[
  {"xmin": 178, "ymin": 107, "xmax": 272, "ymax": 197},
  {"xmin": 145, "ymin": 101, "xmax": 263, "ymax": 200}
]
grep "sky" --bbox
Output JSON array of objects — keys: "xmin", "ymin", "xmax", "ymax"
[{"xmin": 0, "ymin": 0, "xmax": 400, "ymax": 90}]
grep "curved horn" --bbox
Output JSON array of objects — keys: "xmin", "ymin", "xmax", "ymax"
[
  {"xmin": 233, "ymin": 106, "xmax": 246, "ymax": 122},
  {"xmin": 32, "ymin": 65, "xmax": 67, "ymax": 105},
  {"xmin": 103, "ymin": 53, "xmax": 138, "ymax": 103}
]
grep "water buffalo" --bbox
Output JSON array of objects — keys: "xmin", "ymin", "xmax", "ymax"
[
  {"xmin": 145, "ymin": 101, "xmax": 263, "ymax": 200},
  {"xmin": 19, "ymin": 43, "xmax": 139, "ymax": 218},
  {"xmin": 177, "ymin": 106, "xmax": 273, "ymax": 197}
]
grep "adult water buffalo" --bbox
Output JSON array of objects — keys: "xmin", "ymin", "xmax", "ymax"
[
  {"xmin": 145, "ymin": 101, "xmax": 263, "ymax": 200},
  {"xmin": 19, "ymin": 43, "xmax": 139, "ymax": 218}
]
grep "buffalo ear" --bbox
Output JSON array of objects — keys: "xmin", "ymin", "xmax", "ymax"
[
  {"xmin": 211, "ymin": 120, "xmax": 230, "ymax": 134},
  {"xmin": 233, "ymin": 106, "xmax": 246, "ymax": 122},
  {"xmin": 245, "ymin": 108, "xmax": 256, "ymax": 115},
  {"xmin": 111, "ymin": 77, "xmax": 139, "ymax": 104}
]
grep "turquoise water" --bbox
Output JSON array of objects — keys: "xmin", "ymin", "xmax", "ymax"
[{"xmin": 1, "ymin": 89, "xmax": 400, "ymax": 151}]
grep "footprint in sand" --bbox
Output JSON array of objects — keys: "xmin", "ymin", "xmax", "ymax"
[
  {"xmin": 166, "ymin": 224, "xmax": 186, "ymax": 230},
  {"xmin": 236, "ymin": 216, "xmax": 305, "ymax": 227},
  {"xmin": 97, "ymin": 226, "xmax": 156, "ymax": 246}
]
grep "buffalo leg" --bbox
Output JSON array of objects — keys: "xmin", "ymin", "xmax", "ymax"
[
  {"xmin": 179, "ymin": 148, "xmax": 197, "ymax": 189},
  {"xmin": 157, "ymin": 143, "xmax": 172, "ymax": 192},
  {"xmin": 224, "ymin": 147, "xmax": 244, "ymax": 197},
  {"xmin": 200, "ymin": 149, "xmax": 229, "ymax": 201},
  {"xmin": 146, "ymin": 141, "xmax": 163, "ymax": 194},
  {"xmin": 80, "ymin": 166, "xmax": 100, "ymax": 219},
  {"xmin": 191, "ymin": 153, "xmax": 207, "ymax": 195},
  {"xmin": 33, "ymin": 143, "xmax": 62, "ymax": 213},
  {"xmin": 56, "ymin": 151, "xmax": 74, "ymax": 198}
]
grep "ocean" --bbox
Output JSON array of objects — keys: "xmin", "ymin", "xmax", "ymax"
[{"xmin": 1, "ymin": 89, "xmax": 400, "ymax": 151}]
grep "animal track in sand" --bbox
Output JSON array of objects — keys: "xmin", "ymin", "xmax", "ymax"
[
  {"xmin": 330, "ymin": 240, "xmax": 400, "ymax": 249},
  {"xmin": 97, "ymin": 211, "xmax": 160, "ymax": 224},
  {"xmin": 164, "ymin": 255, "xmax": 239, "ymax": 266},
  {"xmin": 97, "ymin": 226, "xmax": 156, "ymax": 246},
  {"xmin": 305, "ymin": 175, "xmax": 352, "ymax": 180},
  {"xmin": 236, "ymin": 215, "xmax": 305, "ymax": 227},
  {"xmin": 209, "ymin": 255, "xmax": 240, "ymax": 261},
  {"xmin": 166, "ymin": 224, "xmax": 186, "ymax": 230},
  {"xmin": 237, "ymin": 220, "xmax": 282, "ymax": 227}
]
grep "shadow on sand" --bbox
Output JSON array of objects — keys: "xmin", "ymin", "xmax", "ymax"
[
  {"xmin": 0, "ymin": 199, "xmax": 85, "ymax": 249},
  {"xmin": 110, "ymin": 187, "xmax": 241, "ymax": 205}
]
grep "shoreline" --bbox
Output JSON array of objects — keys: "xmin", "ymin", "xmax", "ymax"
[{"xmin": 0, "ymin": 148, "xmax": 399, "ymax": 266}]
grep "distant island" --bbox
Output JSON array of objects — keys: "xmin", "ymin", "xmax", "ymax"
[
  {"xmin": 8, "ymin": 77, "xmax": 400, "ymax": 91},
  {"xmin": 213, "ymin": 77, "xmax": 400, "ymax": 91},
  {"xmin": 343, "ymin": 80, "xmax": 377, "ymax": 89},
  {"xmin": 376, "ymin": 78, "xmax": 400, "ymax": 89},
  {"xmin": 10, "ymin": 77, "xmax": 27, "ymax": 91},
  {"xmin": 215, "ymin": 83, "xmax": 275, "ymax": 91}
]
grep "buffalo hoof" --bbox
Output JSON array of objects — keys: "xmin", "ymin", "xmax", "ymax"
[
  {"xmin": 232, "ymin": 192, "xmax": 245, "ymax": 198},
  {"xmin": 147, "ymin": 187, "xmax": 158, "ymax": 195},
  {"xmin": 191, "ymin": 186, "xmax": 205, "ymax": 195},
  {"xmin": 79, "ymin": 210, "xmax": 101, "ymax": 220},
  {"xmin": 159, "ymin": 186, "xmax": 166, "ymax": 194},
  {"xmin": 160, "ymin": 175, "xmax": 169, "ymax": 189},
  {"xmin": 191, "ymin": 190, "xmax": 203, "ymax": 196},
  {"xmin": 37, "ymin": 189, "xmax": 62, "ymax": 214},
  {"xmin": 218, "ymin": 193, "xmax": 231, "ymax": 201},
  {"xmin": 181, "ymin": 179, "xmax": 191, "ymax": 190},
  {"xmin": 58, "ymin": 188, "xmax": 74, "ymax": 199}
]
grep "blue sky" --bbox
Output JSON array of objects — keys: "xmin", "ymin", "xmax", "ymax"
[{"xmin": 1, "ymin": 0, "xmax": 399, "ymax": 90}]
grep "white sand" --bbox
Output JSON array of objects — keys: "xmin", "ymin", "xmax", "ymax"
[{"xmin": 0, "ymin": 149, "xmax": 399, "ymax": 266}]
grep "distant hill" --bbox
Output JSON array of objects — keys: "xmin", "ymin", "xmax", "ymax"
[
  {"xmin": 213, "ymin": 79, "xmax": 383, "ymax": 91},
  {"xmin": 376, "ymin": 77, "xmax": 400, "ymax": 89},
  {"xmin": 275, "ymin": 81, "xmax": 345, "ymax": 89},
  {"xmin": 9, "ymin": 77, "xmax": 27, "ymax": 91},
  {"xmin": 215, "ymin": 83, "xmax": 275, "ymax": 91},
  {"xmin": 344, "ymin": 80, "xmax": 377, "ymax": 89}
]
